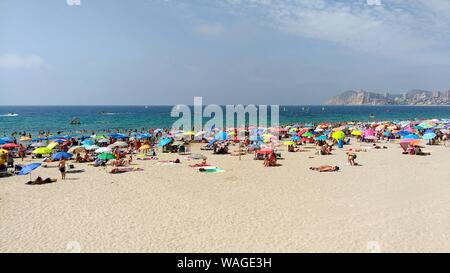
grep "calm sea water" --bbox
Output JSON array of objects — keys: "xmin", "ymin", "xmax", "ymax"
[{"xmin": 1, "ymin": 105, "xmax": 449, "ymax": 135}]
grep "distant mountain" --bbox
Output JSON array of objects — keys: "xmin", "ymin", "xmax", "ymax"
[{"xmin": 324, "ymin": 89, "xmax": 450, "ymax": 105}]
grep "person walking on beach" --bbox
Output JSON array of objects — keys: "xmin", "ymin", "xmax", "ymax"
[{"xmin": 58, "ymin": 158, "xmax": 67, "ymax": 180}]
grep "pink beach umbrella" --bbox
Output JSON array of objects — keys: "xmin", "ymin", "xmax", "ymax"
[{"xmin": 363, "ymin": 129, "xmax": 375, "ymax": 136}]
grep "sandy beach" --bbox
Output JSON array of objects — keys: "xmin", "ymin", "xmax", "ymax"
[{"xmin": 1, "ymin": 141, "xmax": 449, "ymax": 253}]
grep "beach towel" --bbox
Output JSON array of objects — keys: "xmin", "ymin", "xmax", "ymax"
[{"xmin": 198, "ymin": 167, "xmax": 225, "ymax": 173}]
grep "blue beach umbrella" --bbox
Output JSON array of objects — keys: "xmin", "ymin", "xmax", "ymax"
[
  {"xmin": 52, "ymin": 152, "xmax": 73, "ymax": 160},
  {"xmin": 81, "ymin": 139, "xmax": 94, "ymax": 146},
  {"xmin": 422, "ymin": 133, "xmax": 436, "ymax": 140},
  {"xmin": 137, "ymin": 133, "xmax": 152, "ymax": 139},
  {"xmin": 18, "ymin": 163, "xmax": 42, "ymax": 176},
  {"xmin": 0, "ymin": 139, "xmax": 6, "ymax": 145},
  {"xmin": 396, "ymin": 131, "xmax": 410, "ymax": 137},
  {"xmin": 291, "ymin": 136, "xmax": 300, "ymax": 141},
  {"xmin": 0, "ymin": 137, "xmax": 14, "ymax": 143},
  {"xmin": 32, "ymin": 137, "xmax": 48, "ymax": 142},
  {"xmin": 404, "ymin": 134, "xmax": 420, "ymax": 139},
  {"xmin": 158, "ymin": 138, "xmax": 172, "ymax": 147},
  {"xmin": 314, "ymin": 135, "xmax": 327, "ymax": 141}
]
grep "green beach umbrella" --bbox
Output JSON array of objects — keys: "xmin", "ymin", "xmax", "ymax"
[
  {"xmin": 301, "ymin": 132, "xmax": 314, "ymax": 138},
  {"xmin": 97, "ymin": 153, "xmax": 116, "ymax": 160}
]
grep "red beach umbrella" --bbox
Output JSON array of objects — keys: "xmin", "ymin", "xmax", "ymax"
[{"xmin": 1, "ymin": 143, "xmax": 19, "ymax": 149}]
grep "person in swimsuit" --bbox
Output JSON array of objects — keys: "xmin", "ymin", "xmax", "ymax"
[
  {"xmin": 309, "ymin": 165, "xmax": 340, "ymax": 172},
  {"xmin": 58, "ymin": 158, "xmax": 66, "ymax": 180}
]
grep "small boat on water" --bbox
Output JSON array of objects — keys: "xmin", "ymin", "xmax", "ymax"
[
  {"xmin": 69, "ymin": 117, "xmax": 81, "ymax": 125},
  {"xmin": 1, "ymin": 112, "xmax": 19, "ymax": 117},
  {"xmin": 369, "ymin": 113, "xmax": 375, "ymax": 119}
]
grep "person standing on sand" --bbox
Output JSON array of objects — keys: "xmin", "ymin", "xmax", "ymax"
[
  {"xmin": 18, "ymin": 144, "xmax": 26, "ymax": 161},
  {"xmin": 58, "ymin": 158, "xmax": 66, "ymax": 180}
]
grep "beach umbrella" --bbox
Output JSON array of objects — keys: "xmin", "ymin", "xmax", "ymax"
[
  {"xmin": 0, "ymin": 149, "xmax": 8, "ymax": 154},
  {"xmin": 291, "ymin": 136, "xmax": 300, "ymax": 141},
  {"xmin": 422, "ymin": 133, "xmax": 436, "ymax": 140},
  {"xmin": 314, "ymin": 135, "xmax": 327, "ymax": 141},
  {"xmin": 283, "ymin": 141, "xmax": 295, "ymax": 146},
  {"xmin": 1, "ymin": 143, "xmax": 19, "ymax": 149},
  {"xmin": 81, "ymin": 140, "xmax": 94, "ymax": 146},
  {"xmin": 47, "ymin": 142, "xmax": 58, "ymax": 150},
  {"xmin": 112, "ymin": 141, "xmax": 128, "ymax": 147},
  {"xmin": 364, "ymin": 135, "xmax": 376, "ymax": 140},
  {"xmin": 301, "ymin": 132, "xmax": 314, "ymax": 138},
  {"xmin": 52, "ymin": 139, "xmax": 66, "ymax": 143},
  {"xmin": 19, "ymin": 136, "xmax": 32, "ymax": 142},
  {"xmin": 137, "ymin": 133, "xmax": 151, "ymax": 139},
  {"xmin": 97, "ymin": 138, "xmax": 109, "ymax": 143},
  {"xmin": 182, "ymin": 131, "xmax": 195, "ymax": 136},
  {"xmin": 0, "ymin": 139, "xmax": 6, "ymax": 145},
  {"xmin": 94, "ymin": 134, "xmax": 108, "ymax": 139},
  {"xmin": 139, "ymin": 144, "xmax": 150, "ymax": 150},
  {"xmin": 351, "ymin": 130, "xmax": 362, "ymax": 136},
  {"xmin": 404, "ymin": 134, "xmax": 420, "ymax": 139},
  {"xmin": 97, "ymin": 153, "xmax": 116, "ymax": 160},
  {"xmin": 68, "ymin": 146, "xmax": 86, "ymax": 154},
  {"xmin": 30, "ymin": 142, "xmax": 47, "ymax": 148},
  {"xmin": 0, "ymin": 137, "xmax": 14, "ymax": 143},
  {"xmin": 32, "ymin": 147, "xmax": 52, "ymax": 155},
  {"xmin": 52, "ymin": 152, "xmax": 73, "ymax": 160},
  {"xmin": 363, "ymin": 129, "xmax": 375, "ymax": 136},
  {"xmin": 332, "ymin": 131, "xmax": 345, "ymax": 140},
  {"xmin": 396, "ymin": 131, "xmax": 410, "ymax": 137},
  {"xmin": 85, "ymin": 145, "xmax": 100, "ymax": 151},
  {"xmin": 18, "ymin": 163, "xmax": 41, "ymax": 176},
  {"xmin": 95, "ymin": 147, "xmax": 111, "ymax": 154},
  {"xmin": 158, "ymin": 138, "xmax": 172, "ymax": 147}
]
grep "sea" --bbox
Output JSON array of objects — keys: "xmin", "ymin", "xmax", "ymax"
[{"xmin": 1, "ymin": 105, "xmax": 449, "ymax": 136}]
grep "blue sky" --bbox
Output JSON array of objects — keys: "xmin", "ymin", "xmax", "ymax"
[{"xmin": 1, "ymin": 0, "xmax": 450, "ymax": 105}]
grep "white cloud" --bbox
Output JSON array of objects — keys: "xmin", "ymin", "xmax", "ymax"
[
  {"xmin": 221, "ymin": 0, "xmax": 450, "ymax": 63},
  {"xmin": 0, "ymin": 54, "xmax": 43, "ymax": 69},
  {"xmin": 367, "ymin": 0, "xmax": 382, "ymax": 6},
  {"xmin": 194, "ymin": 22, "xmax": 225, "ymax": 35}
]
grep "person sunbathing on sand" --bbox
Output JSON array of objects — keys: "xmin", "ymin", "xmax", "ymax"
[
  {"xmin": 190, "ymin": 159, "xmax": 209, "ymax": 167},
  {"xmin": 309, "ymin": 165, "xmax": 340, "ymax": 172}
]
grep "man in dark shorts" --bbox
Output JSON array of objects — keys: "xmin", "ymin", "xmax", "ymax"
[{"xmin": 58, "ymin": 158, "xmax": 66, "ymax": 180}]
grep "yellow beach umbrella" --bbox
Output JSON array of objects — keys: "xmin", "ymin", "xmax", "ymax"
[
  {"xmin": 47, "ymin": 142, "xmax": 58, "ymax": 149},
  {"xmin": 182, "ymin": 131, "xmax": 195, "ymax": 135},
  {"xmin": 32, "ymin": 147, "xmax": 52, "ymax": 155},
  {"xmin": 139, "ymin": 144, "xmax": 150, "ymax": 150},
  {"xmin": 283, "ymin": 141, "xmax": 295, "ymax": 146},
  {"xmin": 332, "ymin": 131, "xmax": 345, "ymax": 140},
  {"xmin": 351, "ymin": 130, "xmax": 362, "ymax": 136},
  {"xmin": 0, "ymin": 149, "xmax": 9, "ymax": 154}
]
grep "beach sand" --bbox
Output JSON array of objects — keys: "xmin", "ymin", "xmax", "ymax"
[{"xmin": 1, "ymin": 142, "xmax": 449, "ymax": 253}]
